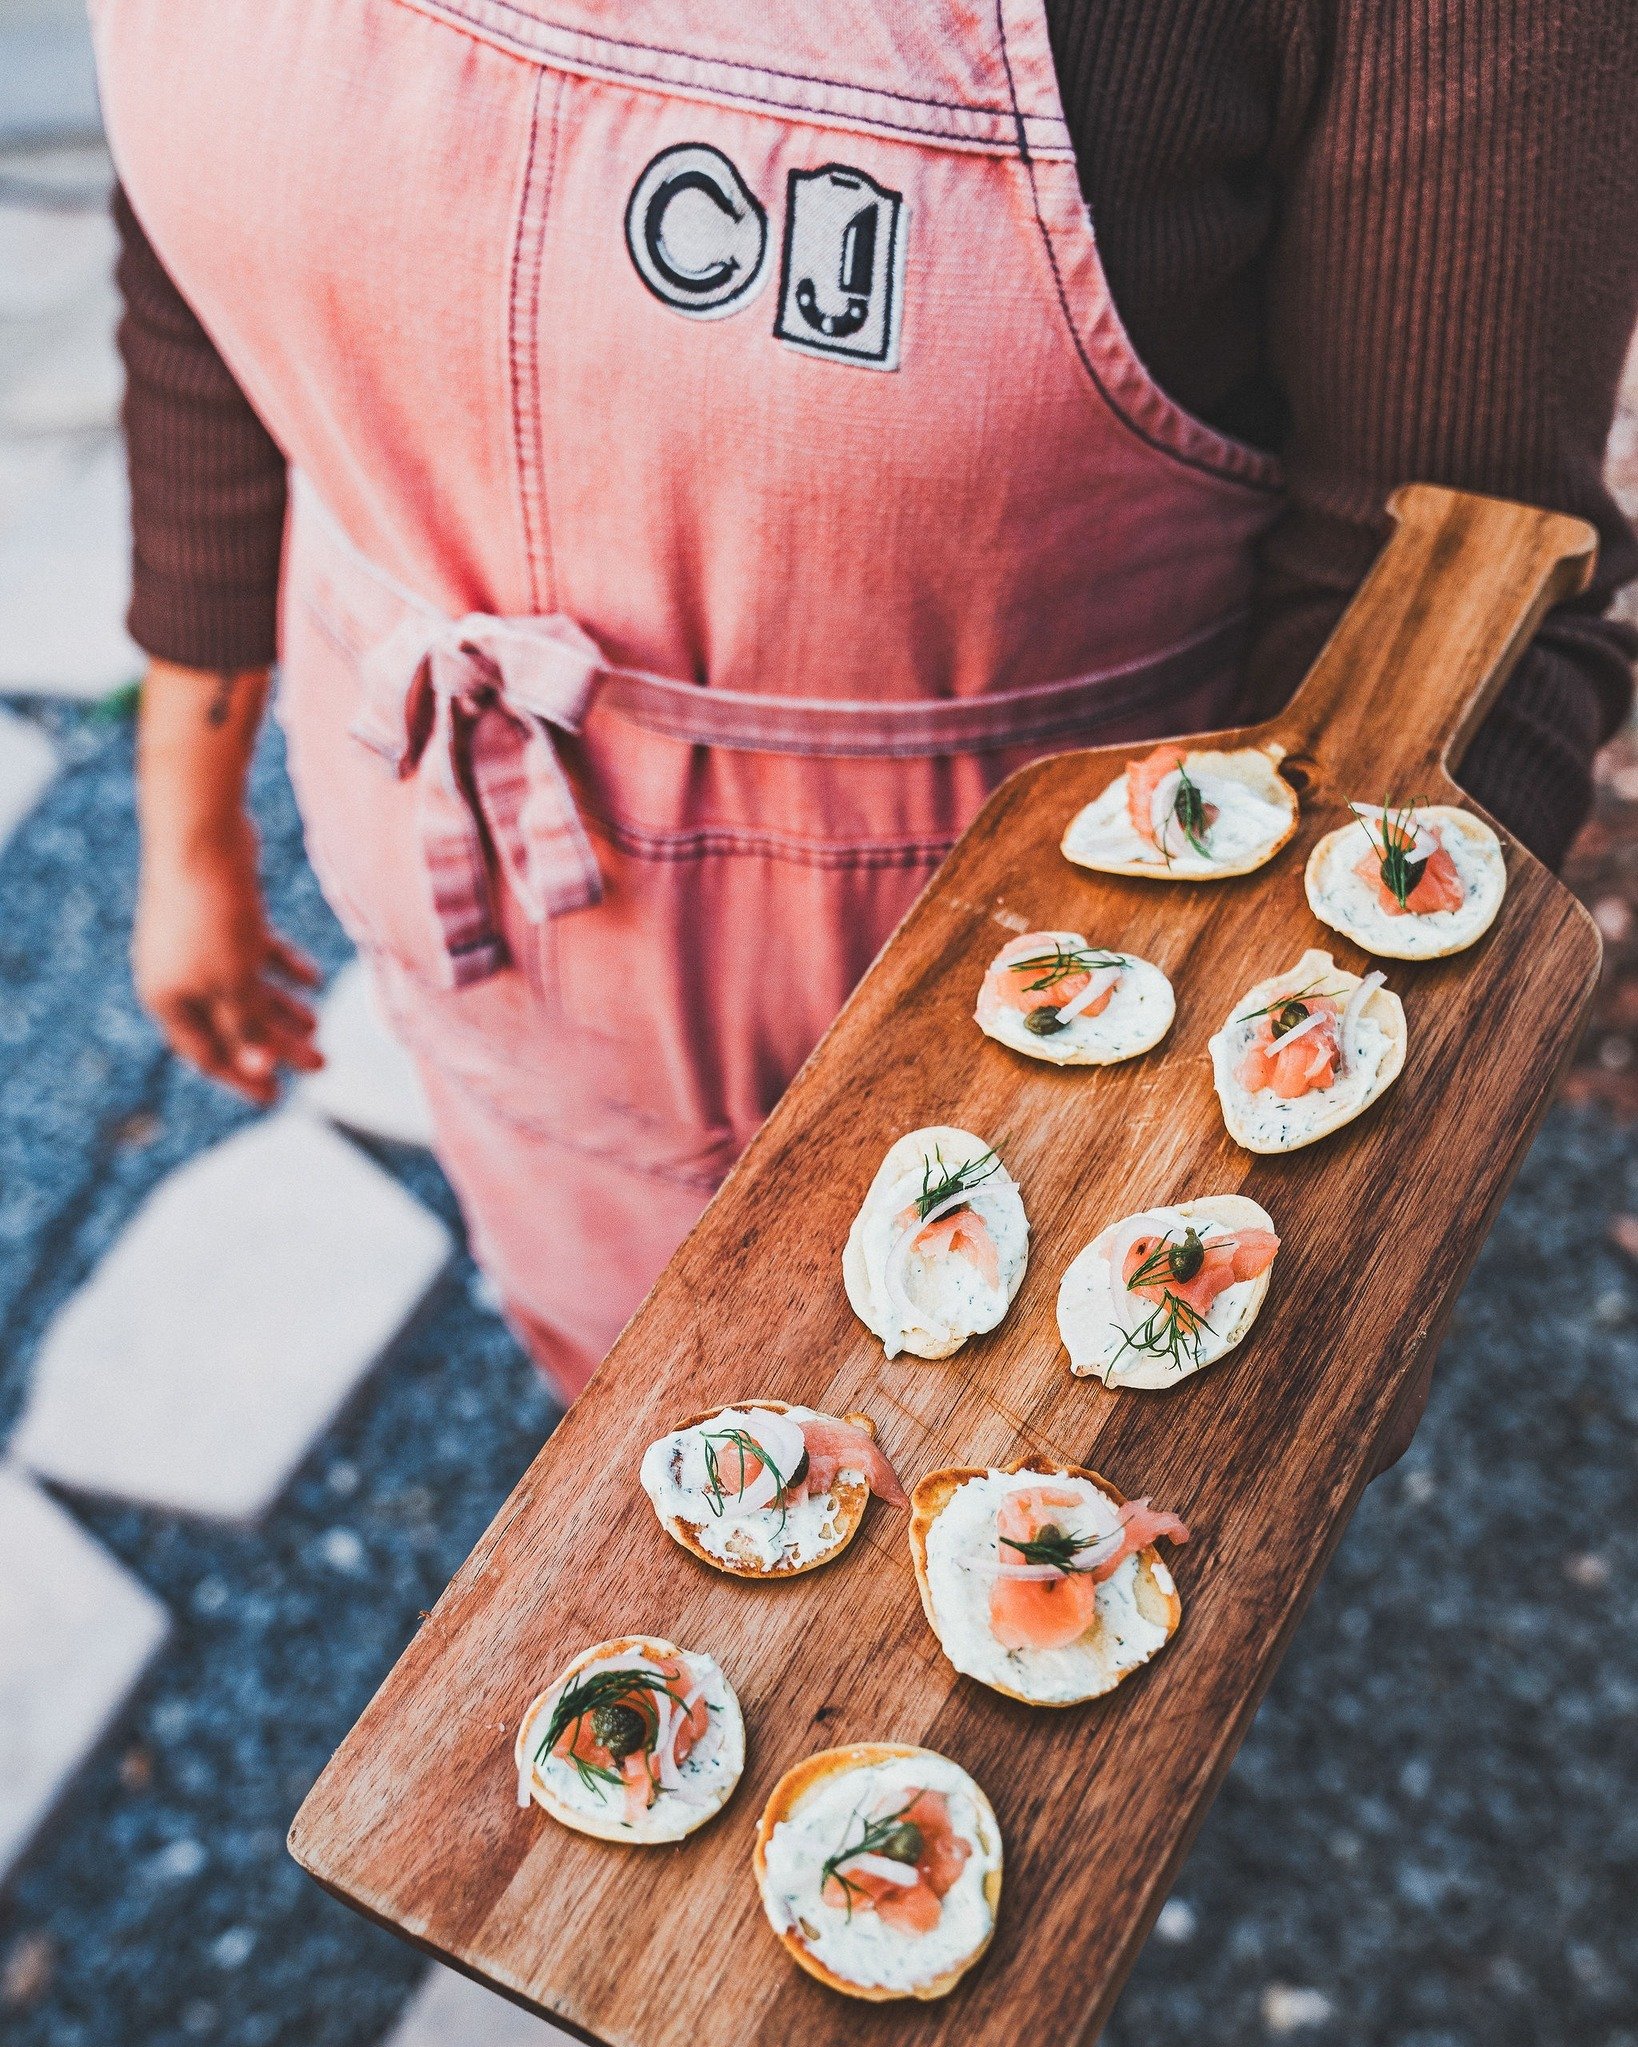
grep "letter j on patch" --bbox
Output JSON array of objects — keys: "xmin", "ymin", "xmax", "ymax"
[{"xmin": 776, "ymin": 165, "xmax": 906, "ymax": 370}]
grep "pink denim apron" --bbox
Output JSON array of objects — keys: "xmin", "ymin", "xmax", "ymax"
[{"xmin": 93, "ymin": 0, "xmax": 1282, "ymax": 1398}]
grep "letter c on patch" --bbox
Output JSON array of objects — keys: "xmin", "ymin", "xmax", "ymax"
[{"xmin": 626, "ymin": 145, "xmax": 770, "ymax": 319}]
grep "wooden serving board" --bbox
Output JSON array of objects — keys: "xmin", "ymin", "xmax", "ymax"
[{"xmin": 290, "ymin": 486, "xmax": 1601, "ymax": 2046}]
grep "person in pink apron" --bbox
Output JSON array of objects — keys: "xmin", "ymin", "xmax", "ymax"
[{"xmin": 97, "ymin": 0, "xmax": 1638, "ymax": 1414}]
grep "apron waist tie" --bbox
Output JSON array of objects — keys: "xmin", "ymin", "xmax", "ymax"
[
  {"xmin": 351, "ymin": 609, "xmax": 605, "ymax": 987},
  {"xmin": 299, "ymin": 477, "xmax": 1246, "ymax": 991}
]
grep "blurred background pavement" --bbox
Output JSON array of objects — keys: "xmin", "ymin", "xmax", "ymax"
[{"xmin": 1, "ymin": 3, "xmax": 1636, "ymax": 2043}]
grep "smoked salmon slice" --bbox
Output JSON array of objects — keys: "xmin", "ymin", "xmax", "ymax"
[
  {"xmin": 1236, "ymin": 997, "xmax": 1341, "ymax": 1098},
  {"xmin": 800, "ymin": 1417, "xmax": 909, "ymax": 1509},
  {"xmin": 983, "ymin": 936, "xmax": 1112, "ymax": 1021},
  {"xmin": 988, "ymin": 1486, "xmax": 1103, "ymax": 1650},
  {"xmin": 896, "ymin": 1202, "xmax": 1001, "ymax": 1289},
  {"xmin": 820, "ymin": 1787, "xmax": 971, "ymax": 1936},
  {"xmin": 1122, "ymin": 1227, "xmax": 1280, "ymax": 1320},
  {"xmin": 1354, "ymin": 838, "xmax": 1465, "ymax": 916},
  {"xmin": 552, "ymin": 1658, "xmax": 708, "ymax": 1824},
  {"xmin": 707, "ymin": 1419, "xmax": 907, "ymax": 1511},
  {"xmin": 987, "ymin": 1484, "xmax": 1191, "ymax": 1652},
  {"xmin": 1126, "ymin": 744, "xmax": 1219, "ymax": 850},
  {"xmin": 1126, "ymin": 744, "xmax": 1187, "ymax": 844}
]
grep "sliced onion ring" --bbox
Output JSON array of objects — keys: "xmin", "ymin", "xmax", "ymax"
[
  {"xmin": 1101, "ymin": 1211, "xmax": 1218, "ymax": 1339},
  {"xmin": 1352, "ymin": 803, "xmax": 1440, "ymax": 864},
  {"xmin": 884, "ymin": 1172, "xmax": 995, "ymax": 1344},
  {"xmin": 844, "ymin": 1853, "xmax": 920, "ymax": 1887},
  {"xmin": 1148, "ymin": 768, "xmax": 1183, "ymax": 850},
  {"xmin": 1341, "ymin": 970, "xmax": 1387, "ymax": 1072},
  {"xmin": 1266, "ymin": 1006, "xmax": 1329, "ymax": 1051},
  {"xmin": 691, "ymin": 1406, "xmax": 806, "ymax": 1520},
  {"xmin": 1056, "ymin": 962, "xmax": 1123, "ymax": 1026}
]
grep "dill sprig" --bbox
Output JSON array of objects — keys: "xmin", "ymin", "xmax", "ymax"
[
  {"xmin": 536, "ymin": 1667, "xmax": 686, "ymax": 1802},
  {"xmin": 1111, "ymin": 1227, "xmax": 1208, "ymax": 1376},
  {"xmin": 1006, "ymin": 944, "xmax": 1127, "ymax": 993},
  {"xmin": 1110, "ymin": 1292, "xmax": 1207, "ymax": 1377},
  {"xmin": 1172, "ymin": 765, "xmax": 1211, "ymax": 857},
  {"xmin": 1231, "ymin": 976, "xmax": 1346, "ymax": 1032},
  {"xmin": 1000, "ymin": 1522, "xmax": 1101, "ymax": 1573},
  {"xmin": 1126, "ymin": 1226, "xmax": 1207, "ymax": 1288},
  {"xmin": 699, "ymin": 1425, "xmax": 805, "ymax": 1531},
  {"xmin": 914, "ymin": 1146, "xmax": 999, "ymax": 1221},
  {"xmin": 1353, "ymin": 797, "xmax": 1428, "ymax": 909},
  {"xmin": 821, "ymin": 1797, "xmax": 924, "ymax": 1920}
]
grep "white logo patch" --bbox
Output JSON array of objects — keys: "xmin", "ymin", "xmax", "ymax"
[
  {"xmin": 774, "ymin": 165, "xmax": 906, "ymax": 371},
  {"xmin": 625, "ymin": 144, "xmax": 770, "ymax": 319}
]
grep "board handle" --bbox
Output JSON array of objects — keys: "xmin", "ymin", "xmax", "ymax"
[{"xmin": 1265, "ymin": 484, "xmax": 1597, "ymax": 802}]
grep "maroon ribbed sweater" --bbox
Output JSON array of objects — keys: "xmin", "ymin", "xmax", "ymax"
[{"xmin": 115, "ymin": 0, "xmax": 1638, "ymax": 867}]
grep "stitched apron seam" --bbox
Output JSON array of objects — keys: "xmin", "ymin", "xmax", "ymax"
[
  {"xmin": 395, "ymin": 0, "xmax": 1075, "ymax": 157},
  {"xmin": 424, "ymin": 0, "xmax": 1021, "ymax": 117},
  {"xmin": 581, "ymin": 810, "xmax": 956, "ymax": 867},
  {"xmin": 993, "ymin": 0, "xmax": 1284, "ymax": 500},
  {"xmin": 508, "ymin": 68, "xmax": 551, "ymax": 612},
  {"xmin": 294, "ymin": 483, "xmax": 1243, "ymax": 763}
]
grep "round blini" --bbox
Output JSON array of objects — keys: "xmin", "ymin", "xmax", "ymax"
[
  {"xmin": 909, "ymin": 1455, "xmax": 1183, "ymax": 1706},
  {"xmin": 513, "ymin": 1637, "xmax": 743, "ymax": 1844},
  {"xmin": 1305, "ymin": 803, "xmax": 1506, "ymax": 959},
  {"xmin": 974, "ymin": 930, "xmax": 1175, "ymax": 1066},
  {"xmin": 1209, "ymin": 947, "xmax": 1407, "ymax": 1154},
  {"xmin": 639, "ymin": 1401, "xmax": 882, "ymax": 1580},
  {"xmin": 1061, "ymin": 744, "xmax": 1298, "ymax": 881},
  {"xmin": 1057, "ymin": 1194, "xmax": 1278, "ymax": 1388},
  {"xmin": 843, "ymin": 1126, "xmax": 1028, "ymax": 1361},
  {"xmin": 755, "ymin": 1743, "xmax": 1003, "ymax": 2002}
]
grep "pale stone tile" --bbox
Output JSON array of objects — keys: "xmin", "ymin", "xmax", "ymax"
[
  {"xmin": 0, "ymin": 435, "xmax": 76, "ymax": 531},
  {"xmin": 0, "ymin": 440, "xmax": 140, "ymax": 698},
  {"xmin": 0, "ymin": 703, "xmax": 57, "ymax": 854},
  {"xmin": 0, "ymin": 202, "xmax": 116, "ymax": 326},
  {"xmin": 0, "ymin": 277, "xmax": 122, "ymax": 437},
  {"xmin": 385, "ymin": 1967, "xmax": 575, "ymax": 2047},
  {"xmin": 13, "ymin": 1113, "xmax": 451, "ymax": 1522},
  {"xmin": 0, "ymin": 1462, "xmax": 169, "ymax": 1881},
  {"xmin": 296, "ymin": 958, "xmax": 435, "ymax": 1149},
  {"xmin": 0, "ymin": 5, "xmax": 102, "ymax": 150}
]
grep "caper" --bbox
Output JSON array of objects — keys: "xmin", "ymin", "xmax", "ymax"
[
  {"xmin": 788, "ymin": 1448, "xmax": 810, "ymax": 1488},
  {"xmin": 1271, "ymin": 999, "xmax": 1310, "ymax": 1038},
  {"xmin": 1167, "ymin": 1228, "xmax": 1205, "ymax": 1282},
  {"xmin": 878, "ymin": 1821, "xmax": 924, "ymax": 1865},
  {"xmin": 589, "ymin": 1702, "xmax": 648, "ymax": 1760},
  {"xmin": 1379, "ymin": 847, "xmax": 1428, "ymax": 905},
  {"xmin": 1024, "ymin": 1007, "xmax": 1067, "ymax": 1036}
]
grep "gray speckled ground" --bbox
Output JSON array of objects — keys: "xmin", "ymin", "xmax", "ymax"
[{"xmin": 1, "ymin": 701, "xmax": 1634, "ymax": 2046}]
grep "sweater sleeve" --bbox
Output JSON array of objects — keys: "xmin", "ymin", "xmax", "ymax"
[
  {"xmin": 114, "ymin": 183, "xmax": 287, "ymax": 672},
  {"xmin": 1248, "ymin": 0, "xmax": 1638, "ymax": 868}
]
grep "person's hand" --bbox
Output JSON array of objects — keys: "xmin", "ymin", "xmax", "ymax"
[{"xmin": 133, "ymin": 807, "xmax": 324, "ymax": 1106}]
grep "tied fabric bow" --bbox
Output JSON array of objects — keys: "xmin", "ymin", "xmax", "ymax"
[{"xmin": 350, "ymin": 608, "xmax": 606, "ymax": 988}]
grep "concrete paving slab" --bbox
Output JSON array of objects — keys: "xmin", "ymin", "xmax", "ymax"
[
  {"xmin": 0, "ymin": 439, "xmax": 139, "ymax": 697},
  {"xmin": 0, "ymin": 1461, "xmax": 168, "ymax": 1883},
  {"xmin": 0, "ymin": 704, "xmax": 57, "ymax": 855},
  {"xmin": 12, "ymin": 1113, "xmax": 451, "ymax": 1521},
  {"xmin": 0, "ymin": 2, "xmax": 101, "ymax": 150},
  {"xmin": 384, "ymin": 1968, "xmax": 574, "ymax": 2047},
  {"xmin": 0, "ymin": 277, "xmax": 121, "ymax": 437},
  {"xmin": 0, "ymin": 200, "xmax": 115, "ymax": 325},
  {"xmin": 297, "ymin": 958, "xmax": 435, "ymax": 1149},
  {"xmin": 0, "ymin": 435, "xmax": 76, "ymax": 531}
]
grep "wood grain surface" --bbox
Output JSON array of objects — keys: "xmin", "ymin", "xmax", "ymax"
[{"xmin": 290, "ymin": 486, "xmax": 1601, "ymax": 2046}]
